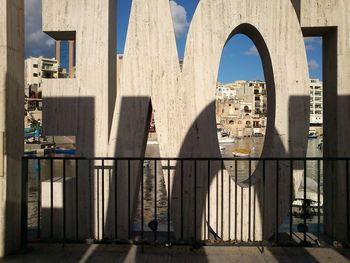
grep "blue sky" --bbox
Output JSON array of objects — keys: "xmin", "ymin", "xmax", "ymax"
[
  {"xmin": 26, "ymin": 0, "xmax": 323, "ymax": 82},
  {"xmin": 118, "ymin": 1, "xmax": 322, "ymax": 83}
]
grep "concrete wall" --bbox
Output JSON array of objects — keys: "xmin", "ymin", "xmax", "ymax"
[
  {"xmin": 41, "ymin": 0, "xmax": 116, "ymax": 157},
  {"xmin": 292, "ymin": 0, "xmax": 350, "ymax": 242},
  {"xmin": 41, "ymin": 0, "xmax": 116, "ymax": 239},
  {"xmin": 39, "ymin": 0, "xmax": 349, "ymax": 243},
  {"xmin": 107, "ymin": 0, "xmax": 309, "ymax": 240},
  {"xmin": 0, "ymin": 0, "xmax": 24, "ymax": 257}
]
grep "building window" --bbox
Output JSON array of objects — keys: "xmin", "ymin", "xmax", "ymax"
[
  {"xmin": 33, "ymin": 64, "xmax": 38, "ymax": 68},
  {"xmin": 33, "ymin": 73, "xmax": 38, "ymax": 77}
]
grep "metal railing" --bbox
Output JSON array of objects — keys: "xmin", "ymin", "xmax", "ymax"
[{"xmin": 21, "ymin": 156, "xmax": 350, "ymax": 248}]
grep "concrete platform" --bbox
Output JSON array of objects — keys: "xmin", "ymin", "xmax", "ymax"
[{"xmin": 1, "ymin": 244, "xmax": 350, "ymax": 262}]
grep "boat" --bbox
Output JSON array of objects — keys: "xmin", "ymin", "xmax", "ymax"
[
  {"xmin": 292, "ymin": 198, "xmax": 323, "ymax": 218},
  {"xmin": 219, "ymin": 146, "xmax": 226, "ymax": 154},
  {"xmin": 232, "ymin": 148, "xmax": 250, "ymax": 157},
  {"xmin": 308, "ymin": 131, "xmax": 318, "ymax": 139},
  {"xmin": 54, "ymin": 148, "xmax": 76, "ymax": 155},
  {"xmin": 217, "ymin": 131, "xmax": 235, "ymax": 144}
]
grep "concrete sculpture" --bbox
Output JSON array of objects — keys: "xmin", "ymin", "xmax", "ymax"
[
  {"xmin": 107, "ymin": 0, "xmax": 309, "ymax": 241},
  {"xmin": 1, "ymin": 0, "xmax": 349, "ymax": 256},
  {"xmin": 0, "ymin": 0, "xmax": 24, "ymax": 257},
  {"xmin": 292, "ymin": 0, "xmax": 350, "ymax": 242}
]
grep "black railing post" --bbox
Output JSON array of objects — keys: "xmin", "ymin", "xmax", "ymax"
[
  {"xmin": 303, "ymin": 159, "xmax": 307, "ymax": 243},
  {"xmin": 181, "ymin": 160, "xmax": 184, "ymax": 241},
  {"xmin": 101, "ymin": 159, "xmax": 105, "ymax": 240},
  {"xmin": 114, "ymin": 159, "xmax": 118, "ymax": 241},
  {"xmin": 275, "ymin": 160, "xmax": 279, "ymax": 243},
  {"xmin": 75, "ymin": 159, "xmax": 79, "ymax": 241},
  {"xmin": 221, "ymin": 159, "xmax": 224, "ymax": 239},
  {"xmin": 216, "ymin": 161, "xmax": 219, "ymax": 234},
  {"xmin": 261, "ymin": 159, "xmax": 265, "ymax": 250},
  {"xmin": 248, "ymin": 160, "xmax": 251, "ymax": 242},
  {"xmin": 228, "ymin": 160, "xmax": 231, "ymax": 241},
  {"xmin": 317, "ymin": 159, "xmax": 321, "ymax": 240},
  {"xmin": 207, "ymin": 159, "xmax": 210, "ymax": 240},
  {"xmin": 128, "ymin": 160, "xmax": 131, "ymax": 240},
  {"xmin": 21, "ymin": 158, "xmax": 29, "ymax": 249},
  {"xmin": 346, "ymin": 159, "xmax": 349, "ymax": 244},
  {"xmin": 50, "ymin": 159, "xmax": 54, "ymax": 240},
  {"xmin": 141, "ymin": 159, "xmax": 144, "ymax": 244},
  {"xmin": 63, "ymin": 160, "xmax": 66, "ymax": 244},
  {"xmin": 290, "ymin": 159, "xmax": 293, "ymax": 241},
  {"xmin": 154, "ymin": 159, "xmax": 157, "ymax": 242},
  {"xmin": 235, "ymin": 159, "xmax": 238, "ymax": 242},
  {"xmin": 96, "ymin": 168, "xmax": 100, "ymax": 239},
  {"xmin": 88, "ymin": 159, "xmax": 92, "ymax": 240},
  {"xmin": 194, "ymin": 159, "xmax": 197, "ymax": 240},
  {"xmin": 167, "ymin": 160, "xmax": 170, "ymax": 243},
  {"xmin": 37, "ymin": 159, "xmax": 41, "ymax": 240}
]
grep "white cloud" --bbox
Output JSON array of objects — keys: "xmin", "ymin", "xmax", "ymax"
[
  {"xmin": 169, "ymin": 1, "xmax": 189, "ymax": 38},
  {"xmin": 304, "ymin": 37, "xmax": 316, "ymax": 43},
  {"xmin": 305, "ymin": 44, "xmax": 315, "ymax": 51},
  {"xmin": 244, "ymin": 46, "xmax": 259, "ymax": 56},
  {"xmin": 25, "ymin": 0, "xmax": 55, "ymax": 58},
  {"xmin": 304, "ymin": 37, "xmax": 322, "ymax": 46},
  {"xmin": 308, "ymin": 59, "xmax": 319, "ymax": 70}
]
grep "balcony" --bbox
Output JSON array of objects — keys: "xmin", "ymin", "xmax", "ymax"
[{"xmin": 21, "ymin": 156, "xmax": 350, "ymax": 248}]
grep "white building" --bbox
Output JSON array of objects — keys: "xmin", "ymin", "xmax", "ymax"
[
  {"xmin": 25, "ymin": 57, "xmax": 67, "ymax": 111},
  {"xmin": 25, "ymin": 57, "xmax": 67, "ymax": 98},
  {"xmin": 309, "ymin": 78, "xmax": 323, "ymax": 125},
  {"xmin": 215, "ymin": 83, "xmax": 237, "ymax": 99}
]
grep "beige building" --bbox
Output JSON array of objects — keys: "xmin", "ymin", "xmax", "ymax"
[
  {"xmin": 216, "ymin": 80, "xmax": 267, "ymax": 137},
  {"xmin": 235, "ymin": 80, "xmax": 267, "ymax": 115}
]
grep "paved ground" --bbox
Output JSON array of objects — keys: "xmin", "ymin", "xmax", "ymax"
[{"xmin": 1, "ymin": 245, "xmax": 350, "ymax": 263}]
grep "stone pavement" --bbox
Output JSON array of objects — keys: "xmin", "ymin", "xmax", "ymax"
[{"xmin": 1, "ymin": 244, "xmax": 350, "ymax": 263}]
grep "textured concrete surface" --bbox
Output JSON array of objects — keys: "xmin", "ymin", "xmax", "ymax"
[
  {"xmin": 41, "ymin": 0, "xmax": 116, "ymax": 240},
  {"xmin": 107, "ymin": 0, "xmax": 309, "ymax": 241},
  {"xmin": 1, "ymin": 244, "xmax": 350, "ymax": 263},
  {"xmin": 0, "ymin": 0, "xmax": 24, "ymax": 257},
  {"xmin": 41, "ymin": 0, "xmax": 116, "ymax": 157},
  {"xmin": 292, "ymin": 0, "xmax": 350, "ymax": 242},
  {"xmin": 38, "ymin": 0, "xmax": 349, "ymax": 246}
]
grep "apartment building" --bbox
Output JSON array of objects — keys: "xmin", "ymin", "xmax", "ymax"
[{"xmin": 309, "ymin": 78, "xmax": 323, "ymax": 125}]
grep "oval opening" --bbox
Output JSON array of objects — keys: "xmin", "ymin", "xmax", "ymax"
[{"xmin": 216, "ymin": 32, "xmax": 268, "ymax": 183}]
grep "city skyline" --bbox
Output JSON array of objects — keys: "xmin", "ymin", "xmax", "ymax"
[{"xmin": 25, "ymin": 0, "xmax": 323, "ymax": 83}]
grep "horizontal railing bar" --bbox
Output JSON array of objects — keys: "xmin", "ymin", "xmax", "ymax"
[{"xmin": 22, "ymin": 156, "xmax": 350, "ymax": 161}]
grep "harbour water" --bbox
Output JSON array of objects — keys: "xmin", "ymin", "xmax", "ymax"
[{"xmin": 133, "ymin": 136, "xmax": 324, "ymax": 234}]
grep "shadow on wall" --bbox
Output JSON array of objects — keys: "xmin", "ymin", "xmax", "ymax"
[
  {"xmin": 85, "ymin": 95, "xmax": 324, "ymax": 262},
  {"xmin": 169, "ymin": 96, "xmax": 309, "ymax": 242},
  {"xmin": 5, "ymin": 71, "xmax": 24, "ymax": 255},
  {"xmin": 40, "ymin": 97, "xmax": 95, "ymax": 241},
  {"xmin": 102, "ymin": 95, "xmax": 310, "ymax": 242},
  {"xmin": 26, "ymin": 95, "xmax": 350, "ymax": 263}
]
